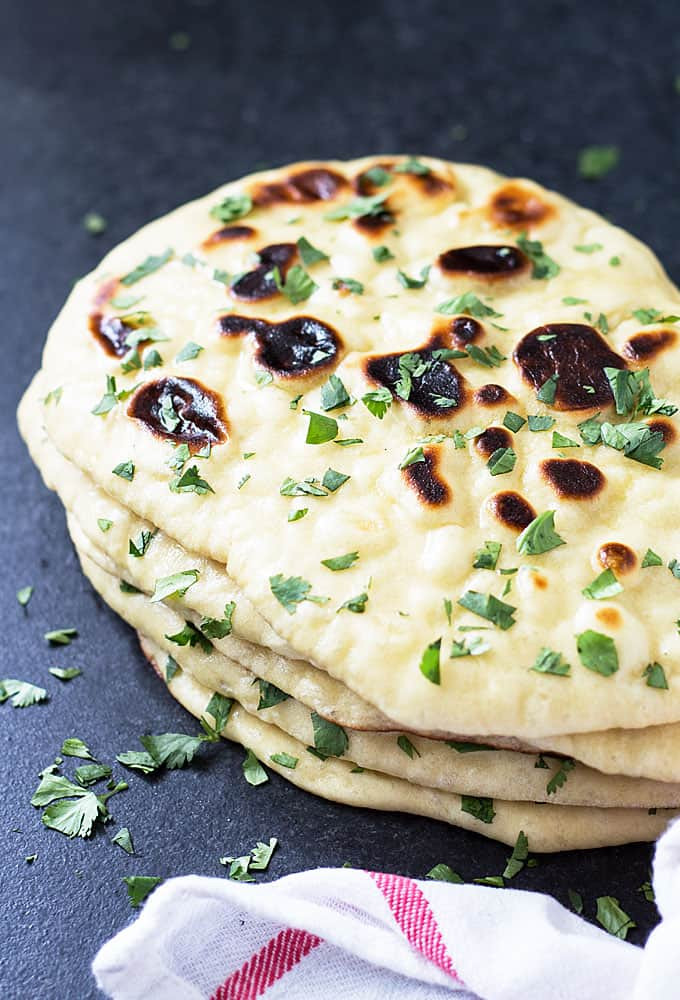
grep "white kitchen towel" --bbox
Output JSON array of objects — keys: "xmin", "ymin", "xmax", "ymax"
[{"xmin": 93, "ymin": 817, "xmax": 680, "ymax": 1000}]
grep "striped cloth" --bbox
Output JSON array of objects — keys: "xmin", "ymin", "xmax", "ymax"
[{"xmin": 93, "ymin": 818, "xmax": 680, "ymax": 1000}]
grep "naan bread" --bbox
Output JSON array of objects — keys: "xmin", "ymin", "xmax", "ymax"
[
  {"xmin": 21, "ymin": 156, "xmax": 680, "ymax": 740},
  {"xmin": 20, "ymin": 377, "xmax": 680, "ymax": 784},
  {"xmin": 72, "ymin": 536, "xmax": 680, "ymax": 811},
  {"xmin": 138, "ymin": 633, "xmax": 677, "ymax": 851}
]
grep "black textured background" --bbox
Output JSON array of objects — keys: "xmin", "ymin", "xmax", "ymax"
[{"xmin": 2, "ymin": 2, "xmax": 679, "ymax": 996}]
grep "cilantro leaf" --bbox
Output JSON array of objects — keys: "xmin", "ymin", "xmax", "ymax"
[
  {"xmin": 321, "ymin": 551, "xmax": 359, "ymax": 571},
  {"xmin": 450, "ymin": 635, "xmax": 491, "ymax": 658},
  {"xmin": 568, "ymin": 889, "xmax": 584, "ymax": 914},
  {"xmin": 487, "ymin": 447, "xmax": 516, "ymax": 476},
  {"xmin": 256, "ymin": 679, "xmax": 290, "ymax": 710},
  {"xmin": 461, "ymin": 795, "xmax": 496, "ymax": 824},
  {"xmin": 536, "ymin": 373, "xmax": 559, "ymax": 404},
  {"xmin": 296, "ymin": 236, "xmax": 329, "ymax": 267},
  {"xmin": 503, "ymin": 830, "xmax": 529, "ymax": 879},
  {"xmin": 175, "ymin": 341, "xmax": 204, "ymax": 362},
  {"xmin": 473, "ymin": 541, "xmax": 502, "ymax": 570},
  {"xmin": 49, "ymin": 666, "xmax": 82, "ymax": 681},
  {"xmin": 203, "ymin": 692, "xmax": 233, "ymax": 735},
  {"xmin": 397, "ymin": 734, "xmax": 421, "ymax": 759},
  {"xmin": 273, "ymin": 264, "xmax": 317, "ymax": 304},
  {"xmin": 42, "ymin": 794, "xmax": 103, "ymax": 838},
  {"xmin": 112, "ymin": 460, "xmax": 135, "ymax": 481},
  {"xmin": 320, "ymin": 374, "xmax": 350, "ymax": 411},
  {"xmin": 578, "ymin": 145, "xmax": 619, "ymax": 180},
  {"xmin": 322, "ymin": 468, "xmax": 350, "ymax": 492},
  {"xmin": 338, "ymin": 592, "xmax": 368, "ymax": 613},
  {"xmin": 112, "ymin": 827, "xmax": 135, "ymax": 855},
  {"xmin": 582, "ymin": 568, "xmax": 624, "ymax": 600},
  {"xmin": 642, "ymin": 548, "xmax": 663, "ymax": 568},
  {"xmin": 74, "ymin": 763, "xmax": 111, "ymax": 786},
  {"xmin": 141, "ymin": 732, "xmax": 207, "ymax": 769},
  {"xmin": 150, "ymin": 570, "xmax": 199, "ymax": 603},
  {"xmin": 643, "ymin": 662, "xmax": 668, "ymax": 690},
  {"xmin": 170, "ymin": 464, "xmax": 215, "ymax": 494},
  {"xmin": 361, "ymin": 387, "xmax": 392, "ymax": 420},
  {"xmin": 516, "ymin": 233, "xmax": 560, "ymax": 279},
  {"xmin": 61, "ymin": 738, "xmax": 96, "ymax": 761},
  {"xmin": 457, "ymin": 591, "xmax": 516, "ymax": 630},
  {"xmin": 426, "ymin": 864, "xmax": 464, "ymax": 883},
  {"xmin": 242, "ymin": 748, "xmax": 268, "ymax": 786},
  {"xmin": 116, "ymin": 751, "xmax": 159, "ymax": 775},
  {"xmin": 577, "ymin": 630, "xmax": 619, "ymax": 676},
  {"xmin": 325, "ymin": 193, "xmax": 389, "ymax": 221},
  {"xmin": 530, "ymin": 647, "xmax": 571, "ymax": 677},
  {"xmin": 165, "ymin": 622, "xmax": 212, "ymax": 652},
  {"xmin": 44, "ymin": 627, "xmax": 78, "ymax": 646},
  {"xmin": 270, "ymin": 752, "xmax": 298, "ymax": 769},
  {"xmin": 419, "ymin": 638, "xmax": 442, "ymax": 684},
  {"xmin": 332, "ymin": 277, "xmax": 364, "ymax": 295},
  {"xmin": 0, "ymin": 678, "xmax": 49, "ymax": 707},
  {"xmin": 517, "ymin": 510, "xmax": 565, "ymax": 556},
  {"xmin": 435, "ymin": 292, "xmax": 502, "ymax": 319},
  {"xmin": 596, "ymin": 896, "xmax": 635, "ymax": 939},
  {"xmin": 303, "ymin": 410, "xmax": 338, "ymax": 444},
  {"xmin": 311, "ymin": 712, "xmax": 349, "ymax": 757},
  {"xmin": 121, "ymin": 249, "xmax": 173, "ymax": 286},
  {"xmin": 129, "ymin": 529, "xmax": 155, "ymax": 558},
  {"xmin": 546, "ymin": 758, "xmax": 575, "ymax": 795},
  {"xmin": 199, "ymin": 601, "xmax": 236, "ymax": 639},
  {"xmin": 372, "ymin": 245, "xmax": 394, "ymax": 262},
  {"xmin": 209, "ymin": 194, "xmax": 252, "ymax": 222},
  {"xmin": 503, "ymin": 411, "xmax": 526, "ymax": 433},
  {"xmin": 528, "ymin": 414, "xmax": 555, "ymax": 432},
  {"xmin": 552, "ymin": 431, "xmax": 580, "ymax": 448},
  {"xmin": 399, "ymin": 445, "xmax": 425, "ymax": 469},
  {"xmin": 270, "ymin": 574, "xmax": 312, "ymax": 614},
  {"xmin": 397, "ymin": 266, "xmax": 430, "ymax": 289},
  {"xmin": 124, "ymin": 875, "xmax": 163, "ymax": 908}
]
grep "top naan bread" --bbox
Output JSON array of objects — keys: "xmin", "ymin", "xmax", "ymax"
[{"xmin": 30, "ymin": 156, "xmax": 680, "ymax": 738}]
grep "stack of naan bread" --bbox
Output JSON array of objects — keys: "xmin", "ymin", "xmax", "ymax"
[{"xmin": 19, "ymin": 156, "xmax": 680, "ymax": 851}]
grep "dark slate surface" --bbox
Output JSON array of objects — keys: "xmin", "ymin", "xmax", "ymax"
[{"xmin": 2, "ymin": 1, "xmax": 679, "ymax": 996}]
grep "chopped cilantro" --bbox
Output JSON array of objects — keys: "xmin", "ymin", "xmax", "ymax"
[
  {"xmin": 97, "ymin": 518, "xmax": 113, "ymax": 533},
  {"xmin": 165, "ymin": 656, "xmax": 180, "ymax": 681},
  {"xmin": 435, "ymin": 292, "xmax": 502, "ymax": 319},
  {"xmin": 61, "ymin": 738, "xmax": 95, "ymax": 760},
  {"xmin": 552, "ymin": 431, "xmax": 579, "ymax": 448},
  {"xmin": 372, "ymin": 245, "xmax": 394, "ymax": 262},
  {"xmin": 150, "ymin": 570, "xmax": 199, "ymax": 603},
  {"xmin": 322, "ymin": 468, "xmax": 350, "ymax": 491},
  {"xmin": 124, "ymin": 876, "xmax": 163, "ymax": 908},
  {"xmin": 129, "ymin": 529, "xmax": 155, "ymax": 558},
  {"xmin": 362, "ymin": 387, "xmax": 393, "ymax": 419},
  {"xmin": 170, "ymin": 465, "xmax": 214, "ymax": 494},
  {"xmin": 311, "ymin": 712, "xmax": 348, "ymax": 757},
  {"xmin": 465, "ymin": 344, "xmax": 506, "ymax": 368},
  {"xmin": 457, "ymin": 591, "xmax": 516, "ymax": 630},
  {"xmin": 74, "ymin": 763, "xmax": 111, "ymax": 785},
  {"xmin": 165, "ymin": 622, "xmax": 212, "ymax": 652},
  {"xmin": 399, "ymin": 445, "xmax": 425, "ymax": 469},
  {"xmin": 256, "ymin": 679, "xmax": 290, "ymax": 710},
  {"xmin": 116, "ymin": 751, "xmax": 158, "ymax": 775},
  {"xmin": 44, "ymin": 628, "xmax": 78, "ymax": 646},
  {"xmin": 209, "ymin": 194, "xmax": 253, "ymax": 223},
  {"xmin": 503, "ymin": 411, "xmax": 526, "ymax": 433},
  {"xmin": 503, "ymin": 831, "xmax": 529, "ymax": 879},
  {"xmin": 141, "ymin": 732, "xmax": 207, "ymax": 769},
  {"xmin": 200, "ymin": 601, "xmax": 236, "ymax": 639},
  {"xmin": 461, "ymin": 795, "xmax": 496, "ymax": 824},
  {"xmin": 112, "ymin": 827, "xmax": 135, "ymax": 855},
  {"xmin": 641, "ymin": 548, "xmax": 663, "ymax": 568},
  {"xmin": 0, "ymin": 678, "xmax": 48, "ymax": 708},
  {"xmin": 120, "ymin": 249, "xmax": 173, "ymax": 286},
  {"xmin": 574, "ymin": 243, "xmax": 604, "ymax": 254},
  {"xmin": 568, "ymin": 889, "xmax": 584, "ymax": 914},
  {"xmin": 338, "ymin": 592, "xmax": 368, "ymax": 613},
  {"xmin": 397, "ymin": 266, "xmax": 430, "ymax": 289},
  {"xmin": 325, "ymin": 193, "xmax": 389, "ymax": 221},
  {"xmin": 516, "ymin": 233, "xmax": 560, "ymax": 279},
  {"xmin": 426, "ymin": 864, "xmax": 464, "ymax": 883},
  {"xmin": 643, "ymin": 662, "xmax": 668, "ymax": 690},
  {"xmin": 473, "ymin": 541, "xmax": 502, "ymax": 570},
  {"xmin": 175, "ymin": 341, "xmax": 204, "ymax": 362},
  {"xmin": 397, "ymin": 734, "xmax": 421, "ymax": 759},
  {"xmin": 288, "ymin": 508, "xmax": 308, "ymax": 521},
  {"xmin": 546, "ymin": 758, "xmax": 575, "ymax": 795},
  {"xmin": 487, "ymin": 447, "xmax": 516, "ymax": 476},
  {"xmin": 332, "ymin": 277, "xmax": 364, "ymax": 295},
  {"xmin": 270, "ymin": 574, "xmax": 327, "ymax": 613},
  {"xmin": 596, "ymin": 896, "xmax": 635, "ymax": 939},
  {"xmin": 296, "ymin": 236, "xmax": 329, "ymax": 267},
  {"xmin": 320, "ymin": 374, "xmax": 350, "ymax": 411},
  {"xmin": 49, "ymin": 666, "xmax": 82, "ymax": 681},
  {"xmin": 530, "ymin": 647, "xmax": 571, "ymax": 677},
  {"xmin": 242, "ymin": 748, "xmax": 268, "ymax": 786},
  {"xmin": 528, "ymin": 415, "xmax": 555, "ymax": 432},
  {"xmin": 450, "ymin": 635, "xmax": 491, "ymax": 657},
  {"xmin": 112, "ymin": 460, "xmax": 135, "ymax": 481},
  {"xmin": 419, "ymin": 638, "xmax": 442, "ymax": 684},
  {"xmin": 273, "ymin": 264, "xmax": 317, "ymax": 303},
  {"xmin": 16, "ymin": 585, "xmax": 33, "ymax": 607},
  {"xmin": 536, "ymin": 373, "xmax": 559, "ymax": 404},
  {"xmin": 321, "ymin": 551, "xmax": 359, "ymax": 571},
  {"xmin": 582, "ymin": 568, "xmax": 623, "ymax": 600},
  {"xmin": 270, "ymin": 752, "xmax": 298, "ymax": 769},
  {"xmin": 304, "ymin": 410, "xmax": 338, "ymax": 444},
  {"xmin": 577, "ymin": 629, "xmax": 619, "ymax": 676},
  {"xmin": 517, "ymin": 510, "xmax": 565, "ymax": 556},
  {"xmin": 578, "ymin": 144, "xmax": 619, "ymax": 179}
]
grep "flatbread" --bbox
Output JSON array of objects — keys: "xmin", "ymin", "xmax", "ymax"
[
  {"xmin": 25, "ymin": 156, "xmax": 680, "ymax": 738},
  {"xmin": 21, "ymin": 382, "xmax": 680, "ymax": 783},
  {"xmin": 71, "ymin": 532, "xmax": 680, "ymax": 811},
  {"xmin": 138, "ymin": 632, "xmax": 677, "ymax": 851}
]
